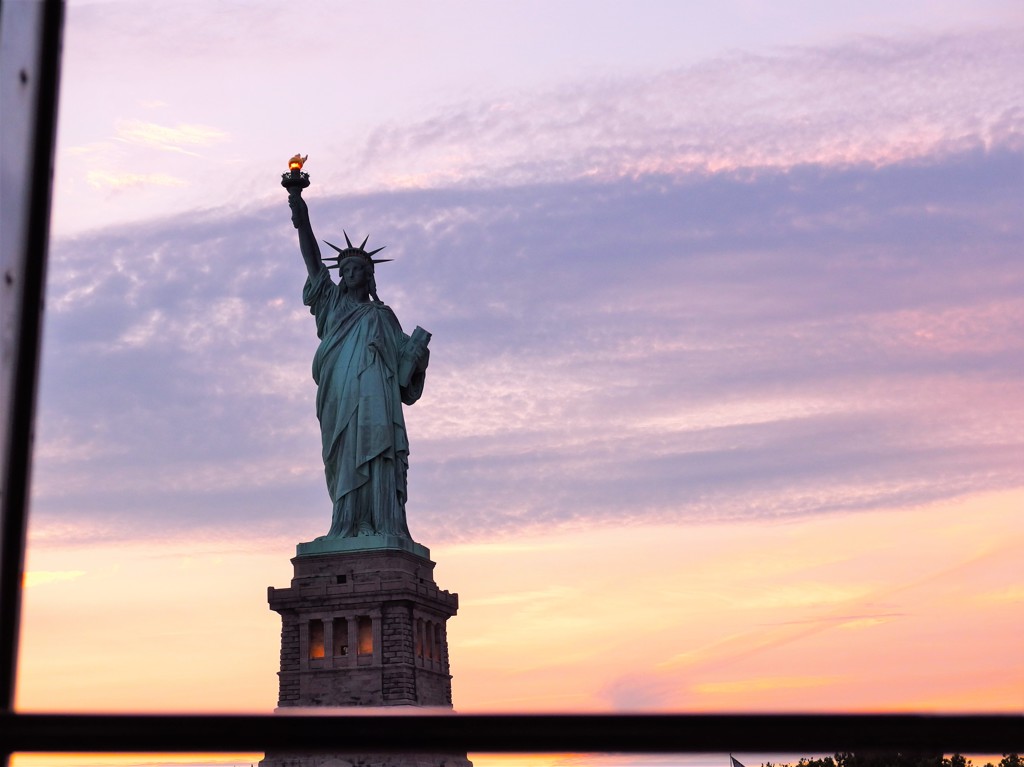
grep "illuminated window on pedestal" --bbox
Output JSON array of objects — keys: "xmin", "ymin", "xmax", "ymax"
[
  {"xmin": 308, "ymin": 619, "xmax": 325, "ymax": 660},
  {"xmin": 357, "ymin": 616, "xmax": 373, "ymax": 655}
]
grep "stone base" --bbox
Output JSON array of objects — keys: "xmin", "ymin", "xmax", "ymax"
[
  {"xmin": 297, "ymin": 534, "xmax": 430, "ymax": 560},
  {"xmin": 269, "ymin": 548, "xmax": 459, "ymax": 708}
]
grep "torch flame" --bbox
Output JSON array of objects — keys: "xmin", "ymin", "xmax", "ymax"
[{"xmin": 288, "ymin": 153, "xmax": 308, "ymax": 171}]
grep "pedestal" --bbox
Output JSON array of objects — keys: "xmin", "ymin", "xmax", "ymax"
[{"xmin": 262, "ymin": 545, "xmax": 471, "ymax": 766}]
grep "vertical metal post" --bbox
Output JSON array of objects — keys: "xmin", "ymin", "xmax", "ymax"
[{"xmin": 0, "ymin": 1, "xmax": 66, "ymax": 762}]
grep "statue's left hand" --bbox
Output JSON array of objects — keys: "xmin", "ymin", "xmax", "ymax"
[{"xmin": 415, "ymin": 346, "xmax": 430, "ymax": 371}]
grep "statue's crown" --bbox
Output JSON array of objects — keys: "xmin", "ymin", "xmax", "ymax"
[{"xmin": 322, "ymin": 231, "xmax": 391, "ymax": 270}]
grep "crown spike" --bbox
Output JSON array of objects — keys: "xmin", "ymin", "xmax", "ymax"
[{"xmin": 319, "ymin": 235, "xmax": 392, "ymax": 269}]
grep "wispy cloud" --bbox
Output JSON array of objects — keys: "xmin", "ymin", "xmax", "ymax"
[
  {"xmin": 86, "ymin": 170, "xmax": 188, "ymax": 190},
  {"xmin": 114, "ymin": 118, "xmax": 229, "ymax": 154},
  {"xmin": 336, "ymin": 30, "xmax": 1023, "ymax": 192},
  {"xmin": 32, "ymin": 140, "xmax": 1024, "ymax": 543},
  {"xmin": 692, "ymin": 675, "xmax": 839, "ymax": 695},
  {"xmin": 23, "ymin": 571, "xmax": 86, "ymax": 588}
]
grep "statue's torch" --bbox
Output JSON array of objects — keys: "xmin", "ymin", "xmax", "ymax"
[{"xmin": 281, "ymin": 153, "xmax": 310, "ymax": 194}]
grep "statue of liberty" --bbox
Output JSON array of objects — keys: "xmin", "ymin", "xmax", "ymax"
[{"xmin": 282, "ymin": 158, "xmax": 430, "ymax": 548}]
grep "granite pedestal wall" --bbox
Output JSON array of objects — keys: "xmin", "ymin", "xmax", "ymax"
[
  {"xmin": 262, "ymin": 543, "xmax": 470, "ymax": 767},
  {"xmin": 269, "ymin": 547, "xmax": 459, "ymax": 707}
]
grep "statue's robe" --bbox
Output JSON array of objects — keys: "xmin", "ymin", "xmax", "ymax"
[{"xmin": 304, "ymin": 266, "xmax": 425, "ymax": 539}]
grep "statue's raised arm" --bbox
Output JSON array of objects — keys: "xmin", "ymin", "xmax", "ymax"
[
  {"xmin": 281, "ymin": 155, "xmax": 322, "ymax": 280},
  {"xmin": 279, "ymin": 156, "xmax": 431, "ymax": 555}
]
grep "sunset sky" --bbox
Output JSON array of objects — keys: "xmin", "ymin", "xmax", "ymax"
[{"xmin": 13, "ymin": 1, "xmax": 1024, "ymax": 766}]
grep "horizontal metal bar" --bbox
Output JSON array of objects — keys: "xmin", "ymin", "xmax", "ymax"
[{"xmin": 1, "ymin": 713, "xmax": 1020, "ymax": 754}]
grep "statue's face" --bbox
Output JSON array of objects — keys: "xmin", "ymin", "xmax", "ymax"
[{"xmin": 340, "ymin": 258, "xmax": 369, "ymax": 289}]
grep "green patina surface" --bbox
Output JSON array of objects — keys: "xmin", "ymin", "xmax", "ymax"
[
  {"xmin": 284, "ymin": 171, "xmax": 431, "ymax": 557},
  {"xmin": 295, "ymin": 533, "xmax": 430, "ymax": 559}
]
